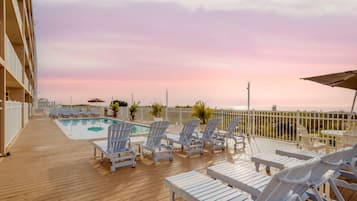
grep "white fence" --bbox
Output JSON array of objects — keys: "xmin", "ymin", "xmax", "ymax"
[
  {"xmin": 5, "ymin": 35, "xmax": 22, "ymax": 82},
  {"xmin": 132, "ymin": 107, "xmax": 356, "ymax": 148},
  {"xmin": 5, "ymin": 101, "xmax": 22, "ymax": 147}
]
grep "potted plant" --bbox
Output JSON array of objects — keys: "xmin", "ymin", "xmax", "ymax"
[
  {"xmin": 129, "ymin": 101, "xmax": 140, "ymax": 121},
  {"xmin": 191, "ymin": 101, "xmax": 212, "ymax": 125},
  {"xmin": 104, "ymin": 107, "xmax": 108, "ymax": 116},
  {"xmin": 150, "ymin": 103, "xmax": 163, "ymax": 121},
  {"xmin": 110, "ymin": 102, "xmax": 119, "ymax": 118}
]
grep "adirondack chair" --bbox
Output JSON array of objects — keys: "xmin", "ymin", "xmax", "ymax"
[
  {"xmin": 80, "ymin": 107, "xmax": 90, "ymax": 117},
  {"xmin": 165, "ymin": 159, "xmax": 318, "ymax": 201},
  {"xmin": 92, "ymin": 122, "xmax": 136, "ymax": 172},
  {"xmin": 198, "ymin": 118, "xmax": 224, "ymax": 152},
  {"xmin": 208, "ymin": 147, "xmax": 355, "ymax": 201},
  {"xmin": 89, "ymin": 108, "xmax": 100, "ymax": 117},
  {"xmin": 224, "ymin": 117, "xmax": 245, "ymax": 149},
  {"xmin": 166, "ymin": 119, "xmax": 203, "ymax": 156},
  {"xmin": 142, "ymin": 121, "xmax": 172, "ymax": 163},
  {"xmin": 296, "ymin": 125, "xmax": 327, "ymax": 152}
]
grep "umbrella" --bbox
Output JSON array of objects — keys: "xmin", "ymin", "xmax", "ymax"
[
  {"xmin": 88, "ymin": 98, "xmax": 105, "ymax": 103},
  {"xmin": 302, "ymin": 70, "xmax": 357, "ymax": 114}
]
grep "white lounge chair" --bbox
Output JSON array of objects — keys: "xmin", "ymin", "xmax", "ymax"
[
  {"xmin": 92, "ymin": 122, "xmax": 136, "ymax": 172},
  {"xmin": 142, "ymin": 121, "xmax": 172, "ymax": 163},
  {"xmin": 165, "ymin": 159, "xmax": 318, "ymax": 201},
  {"xmin": 251, "ymin": 152, "xmax": 304, "ymax": 173},
  {"xmin": 89, "ymin": 108, "xmax": 100, "ymax": 117},
  {"xmin": 223, "ymin": 117, "xmax": 245, "ymax": 149},
  {"xmin": 166, "ymin": 119, "xmax": 203, "ymax": 156},
  {"xmin": 198, "ymin": 118, "xmax": 224, "ymax": 152},
  {"xmin": 208, "ymin": 146, "xmax": 355, "ymax": 201}
]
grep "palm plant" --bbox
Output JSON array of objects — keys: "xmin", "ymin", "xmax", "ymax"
[
  {"xmin": 192, "ymin": 101, "xmax": 212, "ymax": 124},
  {"xmin": 129, "ymin": 101, "xmax": 140, "ymax": 121},
  {"xmin": 110, "ymin": 102, "xmax": 119, "ymax": 117},
  {"xmin": 150, "ymin": 103, "xmax": 163, "ymax": 118}
]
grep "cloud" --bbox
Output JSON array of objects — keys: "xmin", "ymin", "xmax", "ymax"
[
  {"xmin": 34, "ymin": 0, "xmax": 357, "ymax": 16},
  {"xmin": 129, "ymin": 0, "xmax": 357, "ymax": 16}
]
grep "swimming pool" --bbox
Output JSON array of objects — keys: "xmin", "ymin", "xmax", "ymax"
[{"xmin": 55, "ymin": 118, "xmax": 150, "ymax": 140}]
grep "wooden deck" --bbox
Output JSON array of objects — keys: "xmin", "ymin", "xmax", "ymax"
[{"xmin": 0, "ymin": 116, "xmax": 355, "ymax": 201}]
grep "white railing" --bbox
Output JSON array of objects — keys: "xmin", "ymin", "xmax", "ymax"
[
  {"xmin": 136, "ymin": 107, "xmax": 356, "ymax": 148},
  {"xmin": 5, "ymin": 101, "xmax": 22, "ymax": 146},
  {"xmin": 12, "ymin": 0, "xmax": 23, "ymax": 33},
  {"xmin": 24, "ymin": 73, "xmax": 29, "ymax": 91},
  {"xmin": 24, "ymin": 102, "xmax": 29, "ymax": 124},
  {"xmin": 5, "ymin": 35, "xmax": 22, "ymax": 82}
]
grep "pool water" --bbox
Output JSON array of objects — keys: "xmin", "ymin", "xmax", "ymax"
[{"xmin": 56, "ymin": 118, "xmax": 149, "ymax": 140}]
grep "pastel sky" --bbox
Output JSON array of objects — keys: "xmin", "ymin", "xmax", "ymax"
[{"xmin": 33, "ymin": 0, "xmax": 357, "ymax": 111}]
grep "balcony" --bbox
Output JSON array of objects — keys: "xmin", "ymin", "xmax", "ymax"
[
  {"xmin": 5, "ymin": 34, "xmax": 22, "ymax": 83},
  {"xmin": 24, "ymin": 73, "xmax": 29, "ymax": 92}
]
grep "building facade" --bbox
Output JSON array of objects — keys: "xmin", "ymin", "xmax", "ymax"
[{"xmin": 0, "ymin": 0, "xmax": 37, "ymax": 155}]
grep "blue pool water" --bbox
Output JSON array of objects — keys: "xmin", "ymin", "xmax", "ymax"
[{"xmin": 56, "ymin": 118, "xmax": 149, "ymax": 140}]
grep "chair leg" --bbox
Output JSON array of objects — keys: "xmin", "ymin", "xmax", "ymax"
[
  {"xmin": 93, "ymin": 147, "xmax": 96, "ymax": 159},
  {"xmin": 170, "ymin": 190, "xmax": 175, "ymax": 201}
]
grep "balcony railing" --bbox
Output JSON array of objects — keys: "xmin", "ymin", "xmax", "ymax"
[
  {"xmin": 125, "ymin": 107, "xmax": 356, "ymax": 149},
  {"xmin": 12, "ymin": 0, "xmax": 23, "ymax": 33},
  {"xmin": 24, "ymin": 73, "xmax": 29, "ymax": 91},
  {"xmin": 5, "ymin": 35, "xmax": 22, "ymax": 82},
  {"xmin": 5, "ymin": 101, "xmax": 22, "ymax": 146}
]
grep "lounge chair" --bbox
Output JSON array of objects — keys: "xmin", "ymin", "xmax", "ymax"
[
  {"xmin": 207, "ymin": 146, "xmax": 355, "ymax": 201},
  {"xmin": 92, "ymin": 122, "xmax": 136, "ymax": 172},
  {"xmin": 80, "ymin": 107, "xmax": 90, "ymax": 117},
  {"xmin": 166, "ymin": 119, "xmax": 203, "ymax": 156},
  {"xmin": 251, "ymin": 152, "xmax": 304, "ymax": 173},
  {"xmin": 223, "ymin": 117, "xmax": 245, "ymax": 149},
  {"xmin": 277, "ymin": 144, "xmax": 357, "ymax": 193},
  {"xmin": 89, "ymin": 108, "xmax": 100, "ymax": 117},
  {"xmin": 142, "ymin": 121, "xmax": 172, "ymax": 163},
  {"xmin": 165, "ymin": 159, "xmax": 318, "ymax": 201},
  {"xmin": 61, "ymin": 108, "xmax": 72, "ymax": 118},
  {"xmin": 70, "ymin": 108, "xmax": 80, "ymax": 117},
  {"xmin": 197, "ymin": 118, "xmax": 224, "ymax": 152}
]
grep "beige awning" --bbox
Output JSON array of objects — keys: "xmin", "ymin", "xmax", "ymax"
[
  {"xmin": 302, "ymin": 69, "xmax": 357, "ymax": 114},
  {"xmin": 302, "ymin": 70, "xmax": 357, "ymax": 90}
]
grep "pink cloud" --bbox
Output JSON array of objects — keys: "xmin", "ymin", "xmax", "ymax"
[{"xmin": 34, "ymin": 1, "xmax": 357, "ymax": 110}]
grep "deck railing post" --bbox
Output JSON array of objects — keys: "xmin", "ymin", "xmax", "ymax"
[
  {"xmin": 179, "ymin": 108, "xmax": 182, "ymax": 125},
  {"xmin": 140, "ymin": 107, "xmax": 143, "ymax": 122},
  {"xmin": 221, "ymin": 109, "xmax": 224, "ymax": 129},
  {"xmin": 252, "ymin": 110, "xmax": 255, "ymax": 137}
]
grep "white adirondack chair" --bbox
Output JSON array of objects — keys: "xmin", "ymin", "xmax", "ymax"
[
  {"xmin": 224, "ymin": 117, "xmax": 246, "ymax": 149},
  {"xmin": 296, "ymin": 125, "xmax": 327, "ymax": 152},
  {"xmin": 208, "ymin": 147, "xmax": 355, "ymax": 201},
  {"xmin": 198, "ymin": 118, "xmax": 224, "ymax": 152},
  {"xmin": 165, "ymin": 159, "xmax": 318, "ymax": 201},
  {"xmin": 166, "ymin": 119, "xmax": 203, "ymax": 156},
  {"xmin": 92, "ymin": 122, "xmax": 136, "ymax": 172},
  {"xmin": 142, "ymin": 121, "xmax": 172, "ymax": 163}
]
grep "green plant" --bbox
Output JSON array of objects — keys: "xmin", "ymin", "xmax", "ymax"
[
  {"xmin": 191, "ymin": 101, "xmax": 212, "ymax": 124},
  {"xmin": 150, "ymin": 103, "xmax": 163, "ymax": 118},
  {"xmin": 129, "ymin": 101, "xmax": 140, "ymax": 121},
  {"xmin": 111, "ymin": 100, "xmax": 128, "ymax": 107},
  {"xmin": 110, "ymin": 102, "xmax": 119, "ymax": 117}
]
